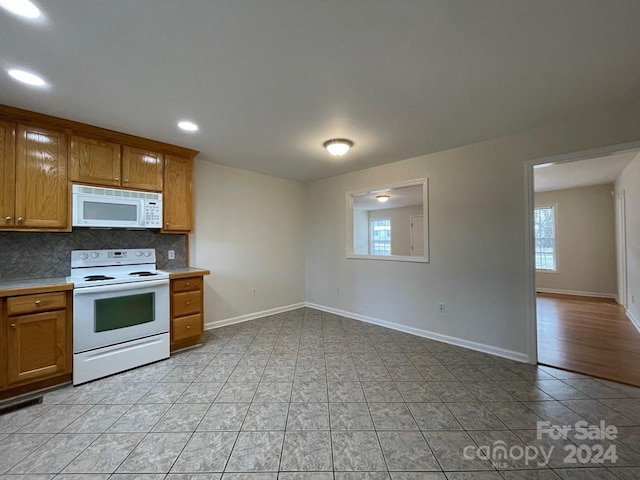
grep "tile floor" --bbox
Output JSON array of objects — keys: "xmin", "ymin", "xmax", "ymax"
[{"xmin": 1, "ymin": 308, "xmax": 640, "ymax": 480}]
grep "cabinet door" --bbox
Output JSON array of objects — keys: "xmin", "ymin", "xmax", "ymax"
[
  {"xmin": 0, "ymin": 121, "xmax": 16, "ymax": 228},
  {"xmin": 15, "ymin": 125, "xmax": 68, "ymax": 229},
  {"xmin": 70, "ymin": 135, "xmax": 121, "ymax": 186},
  {"xmin": 122, "ymin": 146, "xmax": 163, "ymax": 191},
  {"xmin": 7, "ymin": 310, "xmax": 68, "ymax": 385},
  {"xmin": 163, "ymin": 154, "xmax": 193, "ymax": 232}
]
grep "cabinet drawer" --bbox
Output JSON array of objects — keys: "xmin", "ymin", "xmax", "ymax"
[
  {"xmin": 7, "ymin": 292, "xmax": 66, "ymax": 316},
  {"xmin": 172, "ymin": 277, "xmax": 202, "ymax": 293},
  {"xmin": 172, "ymin": 313, "xmax": 203, "ymax": 343},
  {"xmin": 172, "ymin": 290, "xmax": 202, "ymax": 317}
]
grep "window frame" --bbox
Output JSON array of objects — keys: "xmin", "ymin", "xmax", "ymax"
[
  {"xmin": 369, "ymin": 217, "xmax": 392, "ymax": 255},
  {"xmin": 534, "ymin": 204, "xmax": 559, "ymax": 273},
  {"xmin": 346, "ymin": 178, "xmax": 429, "ymax": 263}
]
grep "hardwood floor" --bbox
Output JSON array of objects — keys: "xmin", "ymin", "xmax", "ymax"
[{"xmin": 537, "ymin": 292, "xmax": 640, "ymax": 386}]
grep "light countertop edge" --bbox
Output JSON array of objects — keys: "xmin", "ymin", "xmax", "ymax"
[
  {"xmin": 164, "ymin": 267, "xmax": 211, "ymax": 279},
  {"xmin": 0, "ymin": 277, "xmax": 74, "ymax": 297}
]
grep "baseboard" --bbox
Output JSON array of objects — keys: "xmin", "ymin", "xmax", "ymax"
[
  {"xmin": 306, "ymin": 302, "xmax": 529, "ymax": 364},
  {"xmin": 536, "ymin": 288, "xmax": 617, "ymax": 299},
  {"xmin": 204, "ymin": 302, "xmax": 306, "ymax": 330},
  {"xmin": 627, "ymin": 309, "xmax": 640, "ymax": 334}
]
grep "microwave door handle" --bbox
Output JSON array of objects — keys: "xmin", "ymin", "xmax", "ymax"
[{"xmin": 72, "ymin": 279, "xmax": 169, "ymax": 295}]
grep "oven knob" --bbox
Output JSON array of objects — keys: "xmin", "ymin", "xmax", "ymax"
[
  {"xmin": 144, "ymin": 251, "xmax": 151, "ymax": 257},
  {"xmin": 80, "ymin": 253, "xmax": 89, "ymax": 260},
  {"xmin": 135, "ymin": 250, "xmax": 143, "ymax": 257},
  {"xmin": 90, "ymin": 252, "xmax": 99, "ymax": 259}
]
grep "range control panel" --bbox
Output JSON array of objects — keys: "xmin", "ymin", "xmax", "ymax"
[{"xmin": 71, "ymin": 249, "xmax": 156, "ymax": 267}]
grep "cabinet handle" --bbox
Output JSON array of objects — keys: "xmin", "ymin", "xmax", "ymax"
[
  {"xmin": 34, "ymin": 300, "xmax": 41, "ymax": 306},
  {"xmin": 17, "ymin": 216, "xmax": 23, "ymax": 224},
  {"xmin": 123, "ymin": 179, "xmax": 129, "ymax": 183},
  {"xmin": 10, "ymin": 323, "xmax": 16, "ymax": 328},
  {"xmin": 4, "ymin": 216, "xmax": 10, "ymax": 223}
]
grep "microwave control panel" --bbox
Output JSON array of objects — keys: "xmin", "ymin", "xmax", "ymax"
[{"xmin": 145, "ymin": 201, "xmax": 162, "ymax": 227}]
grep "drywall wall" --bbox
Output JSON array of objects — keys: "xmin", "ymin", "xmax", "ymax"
[
  {"xmin": 305, "ymin": 106, "xmax": 640, "ymax": 360},
  {"xmin": 616, "ymin": 152, "xmax": 640, "ymax": 324},
  {"xmin": 369, "ymin": 205, "xmax": 423, "ymax": 255},
  {"xmin": 535, "ymin": 184, "xmax": 616, "ymax": 296},
  {"xmin": 189, "ymin": 161, "xmax": 306, "ymax": 326}
]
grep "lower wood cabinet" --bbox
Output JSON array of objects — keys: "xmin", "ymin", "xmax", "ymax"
[
  {"xmin": 1, "ymin": 288, "xmax": 72, "ymax": 399},
  {"xmin": 170, "ymin": 274, "xmax": 205, "ymax": 351}
]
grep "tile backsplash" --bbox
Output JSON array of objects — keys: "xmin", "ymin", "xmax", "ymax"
[{"xmin": 0, "ymin": 229, "xmax": 187, "ymax": 280}]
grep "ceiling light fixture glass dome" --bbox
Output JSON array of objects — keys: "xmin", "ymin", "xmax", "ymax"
[
  {"xmin": 376, "ymin": 193, "xmax": 390, "ymax": 203},
  {"xmin": 323, "ymin": 138, "xmax": 354, "ymax": 157}
]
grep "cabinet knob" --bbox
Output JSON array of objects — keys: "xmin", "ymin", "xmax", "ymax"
[
  {"xmin": 186, "ymin": 301, "xmax": 191, "ymax": 305},
  {"xmin": 165, "ymin": 222, "xmax": 170, "ymax": 228},
  {"xmin": 17, "ymin": 216, "xmax": 23, "ymax": 224},
  {"xmin": 34, "ymin": 300, "xmax": 41, "ymax": 306},
  {"xmin": 114, "ymin": 176, "xmax": 119, "ymax": 181},
  {"xmin": 10, "ymin": 323, "xmax": 16, "ymax": 328},
  {"xmin": 4, "ymin": 216, "xmax": 10, "ymax": 223},
  {"xmin": 185, "ymin": 282, "xmax": 190, "ymax": 286},
  {"xmin": 186, "ymin": 325, "xmax": 191, "ymax": 329},
  {"xmin": 123, "ymin": 179, "xmax": 129, "ymax": 183}
]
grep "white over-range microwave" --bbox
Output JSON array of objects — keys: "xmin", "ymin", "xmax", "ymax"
[{"xmin": 72, "ymin": 184, "xmax": 163, "ymax": 229}]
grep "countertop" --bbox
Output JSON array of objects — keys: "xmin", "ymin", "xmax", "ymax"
[
  {"xmin": 0, "ymin": 277, "xmax": 74, "ymax": 297},
  {"xmin": 162, "ymin": 267, "xmax": 211, "ymax": 279}
]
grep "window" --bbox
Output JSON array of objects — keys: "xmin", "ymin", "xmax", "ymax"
[
  {"xmin": 370, "ymin": 218, "xmax": 391, "ymax": 255},
  {"xmin": 534, "ymin": 206, "xmax": 557, "ymax": 271}
]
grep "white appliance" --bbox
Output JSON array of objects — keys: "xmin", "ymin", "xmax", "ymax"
[
  {"xmin": 69, "ymin": 248, "xmax": 170, "ymax": 385},
  {"xmin": 72, "ymin": 184, "xmax": 163, "ymax": 229}
]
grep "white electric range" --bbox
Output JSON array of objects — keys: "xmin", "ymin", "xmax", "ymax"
[{"xmin": 69, "ymin": 248, "xmax": 170, "ymax": 385}]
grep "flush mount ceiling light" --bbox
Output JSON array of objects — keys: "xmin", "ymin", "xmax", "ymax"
[
  {"xmin": 0, "ymin": 0, "xmax": 41, "ymax": 19},
  {"xmin": 323, "ymin": 138, "xmax": 353, "ymax": 157},
  {"xmin": 7, "ymin": 68, "xmax": 46, "ymax": 87},
  {"xmin": 178, "ymin": 120, "xmax": 198, "ymax": 132},
  {"xmin": 376, "ymin": 193, "xmax": 390, "ymax": 203}
]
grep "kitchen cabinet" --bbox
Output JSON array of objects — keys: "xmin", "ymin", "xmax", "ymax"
[
  {"xmin": 162, "ymin": 154, "xmax": 193, "ymax": 233},
  {"xmin": 122, "ymin": 146, "xmax": 164, "ymax": 191},
  {"xmin": 0, "ymin": 287, "xmax": 72, "ymax": 399},
  {"xmin": 69, "ymin": 135, "xmax": 121, "ymax": 187},
  {"xmin": 1, "ymin": 124, "xmax": 69, "ymax": 230},
  {"xmin": 170, "ymin": 275, "xmax": 204, "ymax": 351},
  {"xmin": 0, "ymin": 120, "xmax": 16, "ymax": 229}
]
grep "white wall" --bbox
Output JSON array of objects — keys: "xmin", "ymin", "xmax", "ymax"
[
  {"xmin": 305, "ymin": 106, "xmax": 640, "ymax": 360},
  {"xmin": 535, "ymin": 185, "xmax": 616, "ymax": 296},
  {"xmin": 189, "ymin": 160, "xmax": 306, "ymax": 327},
  {"xmin": 369, "ymin": 205, "xmax": 423, "ymax": 256},
  {"xmin": 616, "ymin": 152, "xmax": 640, "ymax": 324}
]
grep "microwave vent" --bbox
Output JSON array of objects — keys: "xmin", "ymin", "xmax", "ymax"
[{"xmin": 73, "ymin": 185, "xmax": 160, "ymax": 200}]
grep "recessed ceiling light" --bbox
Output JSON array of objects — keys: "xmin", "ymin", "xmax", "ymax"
[
  {"xmin": 178, "ymin": 120, "xmax": 198, "ymax": 132},
  {"xmin": 0, "ymin": 0, "xmax": 41, "ymax": 19},
  {"xmin": 323, "ymin": 138, "xmax": 354, "ymax": 157},
  {"xmin": 7, "ymin": 68, "xmax": 46, "ymax": 87}
]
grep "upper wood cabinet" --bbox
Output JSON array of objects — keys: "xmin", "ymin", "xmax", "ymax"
[
  {"xmin": 10, "ymin": 125, "xmax": 68, "ymax": 230},
  {"xmin": 162, "ymin": 154, "xmax": 193, "ymax": 233},
  {"xmin": 70, "ymin": 135, "xmax": 121, "ymax": 187},
  {"xmin": 0, "ymin": 121, "xmax": 16, "ymax": 229},
  {"xmin": 122, "ymin": 146, "xmax": 164, "ymax": 191}
]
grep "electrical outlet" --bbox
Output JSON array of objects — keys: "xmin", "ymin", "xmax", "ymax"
[
  {"xmin": 168, "ymin": 250, "xmax": 175, "ymax": 260},
  {"xmin": 438, "ymin": 302, "xmax": 446, "ymax": 313},
  {"xmin": 252, "ymin": 289, "xmax": 256, "ymax": 297}
]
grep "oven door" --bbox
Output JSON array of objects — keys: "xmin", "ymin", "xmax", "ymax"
[
  {"xmin": 73, "ymin": 194, "xmax": 145, "ymax": 228},
  {"xmin": 73, "ymin": 279, "xmax": 169, "ymax": 353}
]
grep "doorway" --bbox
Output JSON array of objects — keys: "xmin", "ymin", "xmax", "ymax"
[{"xmin": 525, "ymin": 141, "xmax": 640, "ymax": 385}]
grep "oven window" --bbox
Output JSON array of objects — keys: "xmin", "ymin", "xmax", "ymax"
[
  {"xmin": 95, "ymin": 293, "xmax": 155, "ymax": 332},
  {"xmin": 84, "ymin": 201, "xmax": 138, "ymax": 221}
]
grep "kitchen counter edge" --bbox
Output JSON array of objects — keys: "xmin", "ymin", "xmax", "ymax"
[
  {"xmin": 164, "ymin": 267, "xmax": 211, "ymax": 279},
  {"xmin": 0, "ymin": 277, "xmax": 74, "ymax": 297}
]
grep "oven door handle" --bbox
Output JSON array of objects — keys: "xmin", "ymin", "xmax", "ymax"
[{"xmin": 73, "ymin": 279, "xmax": 169, "ymax": 295}]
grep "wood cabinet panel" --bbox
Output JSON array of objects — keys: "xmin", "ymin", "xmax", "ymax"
[
  {"xmin": 7, "ymin": 310, "xmax": 67, "ymax": 385},
  {"xmin": 0, "ymin": 121, "xmax": 16, "ymax": 228},
  {"xmin": 172, "ymin": 290, "xmax": 202, "ymax": 318},
  {"xmin": 172, "ymin": 313, "xmax": 203, "ymax": 343},
  {"xmin": 122, "ymin": 146, "xmax": 163, "ymax": 191},
  {"xmin": 7, "ymin": 292, "xmax": 66, "ymax": 316},
  {"xmin": 70, "ymin": 135, "xmax": 121, "ymax": 186},
  {"xmin": 15, "ymin": 125, "xmax": 68, "ymax": 229},
  {"xmin": 163, "ymin": 154, "xmax": 193, "ymax": 232},
  {"xmin": 172, "ymin": 277, "xmax": 202, "ymax": 293}
]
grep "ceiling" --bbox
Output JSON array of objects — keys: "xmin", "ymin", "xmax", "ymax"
[
  {"xmin": 1, "ymin": 1, "xmax": 640, "ymax": 182},
  {"xmin": 353, "ymin": 184, "xmax": 423, "ymax": 211},
  {"xmin": 534, "ymin": 150, "xmax": 638, "ymax": 192}
]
